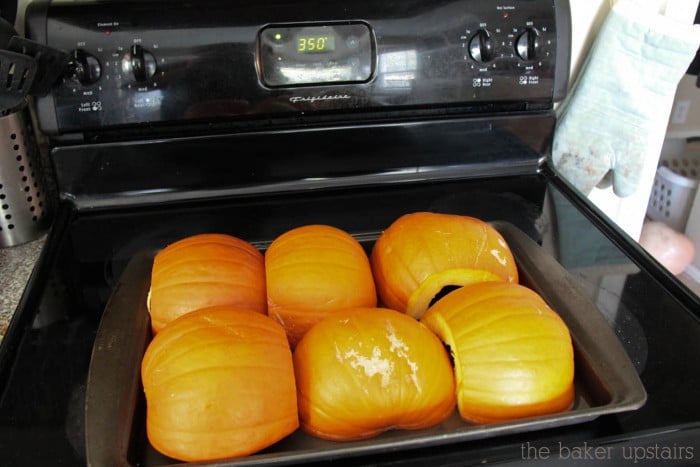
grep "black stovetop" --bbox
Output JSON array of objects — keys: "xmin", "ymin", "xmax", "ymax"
[{"xmin": 0, "ymin": 164, "xmax": 699, "ymax": 466}]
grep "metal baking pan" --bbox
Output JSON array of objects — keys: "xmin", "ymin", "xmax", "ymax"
[{"xmin": 85, "ymin": 221, "xmax": 647, "ymax": 466}]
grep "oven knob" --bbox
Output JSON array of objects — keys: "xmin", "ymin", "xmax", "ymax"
[
  {"xmin": 468, "ymin": 29, "xmax": 494, "ymax": 63},
  {"xmin": 124, "ymin": 44, "xmax": 157, "ymax": 82},
  {"xmin": 516, "ymin": 27, "xmax": 541, "ymax": 61},
  {"xmin": 68, "ymin": 49, "xmax": 102, "ymax": 85}
]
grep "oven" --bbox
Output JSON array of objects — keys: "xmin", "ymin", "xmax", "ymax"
[{"xmin": 1, "ymin": 0, "xmax": 699, "ymax": 465}]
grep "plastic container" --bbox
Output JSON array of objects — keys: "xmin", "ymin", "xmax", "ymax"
[
  {"xmin": 682, "ymin": 185, "xmax": 700, "ymax": 282},
  {"xmin": 646, "ymin": 153, "xmax": 700, "ymax": 232}
]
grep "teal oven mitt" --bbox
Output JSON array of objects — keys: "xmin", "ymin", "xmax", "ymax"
[{"xmin": 552, "ymin": 0, "xmax": 700, "ymax": 197}]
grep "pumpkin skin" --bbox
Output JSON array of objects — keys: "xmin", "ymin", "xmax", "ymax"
[
  {"xmin": 141, "ymin": 306, "xmax": 298, "ymax": 462},
  {"xmin": 371, "ymin": 212, "xmax": 518, "ymax": 319},
  {"xmin": 265, "ymin": 224, "xmax": 377, "ymax": 347},
  {"xmin": 294, "ymin": 307, "xmax": 456, "ymax": 441},
  {"xmin": 421, "ymin": 282, "xmax": 575, "ymax": 424},
  {"xmin": 148, "ymin": 233, "xmax": 266, "ymax": 334}
]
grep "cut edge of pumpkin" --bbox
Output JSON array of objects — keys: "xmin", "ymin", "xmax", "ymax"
[
  {"xmin": 405, "ymin": 268, "xmax": 503, "ymax": 319},
  {"xmin": 421, "ymin": 309, "xmax": 461, "ymax": 383}
]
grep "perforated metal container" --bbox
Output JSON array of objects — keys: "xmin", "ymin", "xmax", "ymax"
[{"xmin": 0, "ymin": 106, "xmax": 50, "ymax": 247}]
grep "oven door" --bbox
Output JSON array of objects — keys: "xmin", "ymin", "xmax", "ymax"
[{"xmin": 0, "ymin": 117, "xmax": 699, "ymax": 466}]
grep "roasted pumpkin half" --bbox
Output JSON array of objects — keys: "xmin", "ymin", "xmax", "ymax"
[
  {"xmin": 147, "ymin": 233, "xmax": 266, "ymax": 334},
  {"xmin": 421, "ymin": 281, "xmax": 575, "ymax": 424},
  {"xmin": 265, "ymin": 224, "xmax": 377, "ymax": 347},
  {"xmin": 371, "ymin": 212, "xmax": 518, "ymax": 319},
  {"xmin": 141, "ymin": 305, "xmax": 298, "ymax": 462},
  {"xmin": 294, "ymin": 306, "xmax": 456, "ymax": 441}
]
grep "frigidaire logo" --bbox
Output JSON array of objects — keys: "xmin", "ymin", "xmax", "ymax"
[{"xmin": 289, "ymin": 94, "xmax": 352, "ymax": 104}]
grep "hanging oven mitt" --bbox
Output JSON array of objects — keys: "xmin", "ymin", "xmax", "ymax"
[{"xmin": 552, "ymin": 0, "xmax": 700, "ymax": 197}]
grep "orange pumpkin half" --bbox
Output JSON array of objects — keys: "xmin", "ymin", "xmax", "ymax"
[
  {"xmin": 265, "ymin": 224, "xmax": 377, "ymax": 347},
  {"xmin": 148, "ymin": 233, "xmax": 266, "ymax": 334},
  {"xmin": 141, "ymin": 306, "xmax": 298, "ymax": 462},
  {"xmin": 421, "ymin": 281, "xmax": 575, "ymax": 424},
  {"xmin": 294, "ymin": 307, "xmax": 456, "ymax": 441},
  {"xmin": 371, "ymin": 212, "xmax": 518, "ymax": 319}
]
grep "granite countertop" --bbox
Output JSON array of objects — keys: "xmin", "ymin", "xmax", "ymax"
[{"xmin": 0, "ymin": 235, "xmax": 47, "ymax": 343}]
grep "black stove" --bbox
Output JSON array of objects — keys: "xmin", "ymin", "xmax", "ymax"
[{"xmin": 1, "ymin": 1, "xmax": 699, "ymax": 466}]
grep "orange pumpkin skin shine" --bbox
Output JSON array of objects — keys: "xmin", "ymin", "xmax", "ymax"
[
  {"xmin": 141, "ymin": 306, "xmax": 298, "ymax": 462},
  {"xmin": 294, "ymin": 307, "xmax": 456, "ymax": 441},
  {"xmin": 371, "ymin": 212, "xmax": 518, "ymax": 319},
  {"xmin": 148, "ymin": 233, "xmax": 266, "ymax": 334},
  {"xmin": 421, "ymin": 282, "xmax": 575, "ymax": 424},
  {"xmin": 265, "ymin": 224, "xmax": 377, "ymax": 347}
]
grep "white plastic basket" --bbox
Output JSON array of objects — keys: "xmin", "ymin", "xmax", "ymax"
[{"xmin": 646, "ymin": 153, "xmax": 700, "ymax": 232}]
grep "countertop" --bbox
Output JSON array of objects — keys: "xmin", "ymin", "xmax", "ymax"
[{"xmin": 0, "ymin": 235, "xmax": 46, "ymax": 343}]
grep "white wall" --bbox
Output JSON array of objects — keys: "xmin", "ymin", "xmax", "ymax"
[{"xmin": 569, "ymin": 0, "xmax": 614, "ymax": 82}]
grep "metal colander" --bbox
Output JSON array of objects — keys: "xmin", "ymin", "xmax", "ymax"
[{"xmin": 0, "ymin": 105, "xmax": 50, "ymax": 247}]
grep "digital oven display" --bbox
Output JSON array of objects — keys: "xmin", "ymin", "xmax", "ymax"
[
  {"xmin": 296, "ymin": 34, "xmax": 335, "ymax": 53},
  {"xmin": 258, "ymin": 23, "xmax": 373, "ymax": 87}
]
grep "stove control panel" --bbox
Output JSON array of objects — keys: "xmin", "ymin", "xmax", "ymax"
[{"xmin": 26, "ymin": 0, "xmax": 570, "ymax": 135}]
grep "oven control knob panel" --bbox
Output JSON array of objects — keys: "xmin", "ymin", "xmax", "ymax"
[{"xmin": 25, "ymin": 0, "xmax": 568, "ymax": 135}]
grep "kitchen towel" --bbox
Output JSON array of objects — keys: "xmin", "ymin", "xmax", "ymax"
[{"xmin": 552, "ymin": 0, "xmax": 700, "ymax": 197}]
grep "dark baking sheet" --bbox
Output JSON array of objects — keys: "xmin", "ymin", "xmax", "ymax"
[{"xmin": 84, "ymin": 221, "xmax": 646, "ymax": 467}]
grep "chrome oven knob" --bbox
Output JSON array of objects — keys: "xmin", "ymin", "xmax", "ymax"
[
  {"xmin": 516, "ymin": 27, "xmax": 541, "ymax": 61},
  {"xmin": 68, "ymin": 49, "xmax": 102, "ymax": 85},
  {"xmin": 468, "ymin": 29, "xmax": 494, "ymax": 63},
  {"xmin": 123, "ymin": 44, "xmax": 157, "ymax": 82}
]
